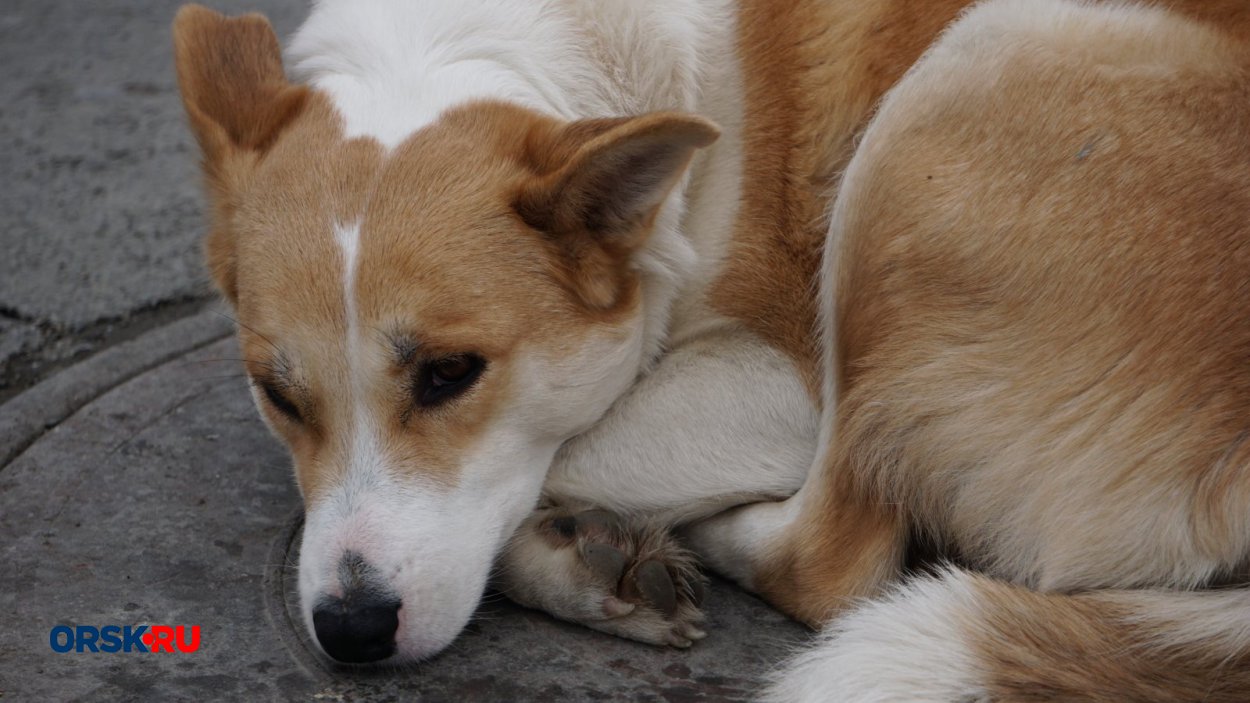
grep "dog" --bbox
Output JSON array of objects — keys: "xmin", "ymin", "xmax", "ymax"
[{"xmin": 173, "ymin": 0, "xmax": 1250, "ymax": 698}]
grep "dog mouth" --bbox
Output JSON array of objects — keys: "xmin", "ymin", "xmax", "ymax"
[{"xmin": 287, "ymin": 506, "xmax": 502, "ymax": 666}]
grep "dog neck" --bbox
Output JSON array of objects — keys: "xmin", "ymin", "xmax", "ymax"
[{"xmin": 286, "ymin": 0, "xmax": 741, "ymax": 370}]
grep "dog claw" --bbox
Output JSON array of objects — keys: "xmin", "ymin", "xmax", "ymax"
[
  {"xmin": 602, "ymin": 596, "xmax": 636, "ymax": 618},
  {"xmin": 503, "ymin": 505, "xmax": 707, "ymax": 649},
  {"xmin": 665, "ymin": 632, "xmax": 694, "ymax": 648},
  {"xmin": 680, "ymin": 624, "xmax": 708, "ymax": 641}
]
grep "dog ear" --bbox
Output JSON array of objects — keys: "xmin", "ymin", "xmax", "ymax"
[
  {"xmin": 173, "ymin": 4, "xmax": 306, "ymax": 168},
  {"xmin": 172, "ymin": 4, "xmax": 308, "ymax": 304},
  {"xmin": 516, "ymin": 113, "xmax": 719, "ymax": 309}
]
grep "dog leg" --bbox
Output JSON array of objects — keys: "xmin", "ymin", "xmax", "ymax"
[
  {"xmin": 682, "ymin": 445, "xmax": 906, "ymax": 626},
  {"xmin": 543, "ymin": 329, "xmax": 819, "ymax": 523},
  {"xmin": 496, "ymin": 329, "xmax": 817, "ymax": 644},
  {"xmin": 496, "ymin": 503, "xmax": 708, "ymax": 647}
]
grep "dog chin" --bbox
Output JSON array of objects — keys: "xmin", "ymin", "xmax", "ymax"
[
  {"xmin": 391, "ymin": 603, "xmax": 477, "ymax": 663},
  {"xmin": 295, "ymin": 466, "xmax": 544, "ymax": 665}
]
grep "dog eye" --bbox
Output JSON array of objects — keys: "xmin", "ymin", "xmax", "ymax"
[
  {"xmin": 259, "ymin": 381, "xmax": 302, "ymax": 423},
  {"xmin": 416, "ymin": 355, "xmax": 485, "ymax": 407}
]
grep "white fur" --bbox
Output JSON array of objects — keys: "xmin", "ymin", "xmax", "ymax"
[
  {"xmin": 544, "ymin": 329, "xmax": 816, "ymax": 525},
  {"xmin": 297, "ymin": 318, "xmax": 648, "ymax": 660},
  {"xmin": 682, "ymin": 478, "xmax": 809, "ymax": 591},
  {"xmin": 295, "ymin": 146, "xmax": 657, "ymax": 660},
  {"xmin": 298, "ymin": 420, "xmax": 556, "ymax": 658},
  {"xmin": 288, "ymin": 2, "xmax": 595, "ymax": 148},
  {"xmin": 764, "ymin": 571, "xmax": 989, "ymax": 703},
  {"xmin": 281, "ymin": 0, "xmax": 812, "ymax": 666}
]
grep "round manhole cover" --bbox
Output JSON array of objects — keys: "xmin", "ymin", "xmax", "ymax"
[{"xmin": 2, "ymin": 312, "xmax": 805, "ymax": 700}]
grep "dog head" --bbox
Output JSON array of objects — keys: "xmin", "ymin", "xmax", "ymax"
[{"xmin": 173, "ymin": 5, "xmax": 716, "ymax": 663}]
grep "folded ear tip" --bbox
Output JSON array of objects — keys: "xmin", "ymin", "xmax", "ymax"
[
  {"xmin": 684, "ymin": 116, "xmax": 722, "ymax": 147},
  {"xmin": 694, "ymin": 119, "xmax": 721, "ymax": 146},
  {"xmin": 173, "ymin": 4, "xmax": 221, "ymax": 37},
  {"xmin": 174, "ymin": 3, "xmax": 215, "ymax": 22},
  {"xmin": 654, "ymin": 114, "xmax": 721, "ymax": 149},
  {"xmin": 174, "ymin": 2, "xmax": 295, "ymax": 158},
  {"xmin": 173, "ymin": 4, "xmax": 276, "ymax": 49}
]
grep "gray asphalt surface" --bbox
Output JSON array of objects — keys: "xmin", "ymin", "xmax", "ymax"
[
  {"xmin": 0, "ymin": 0, "xmax": 304, "ymax": 400},
  {"xmin": 0, "ymin": 2, "xmax": 807, "ymax": 699}
]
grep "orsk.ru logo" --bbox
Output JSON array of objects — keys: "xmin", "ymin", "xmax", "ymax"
[{"xmin": 49, "ymin": 625, "xmax": 201, "ymax": 653}]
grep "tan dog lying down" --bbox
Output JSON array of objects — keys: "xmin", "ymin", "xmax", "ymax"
[{"xmin": 174, "ymin": 0, "xmax": 1250, "ymax": 698}]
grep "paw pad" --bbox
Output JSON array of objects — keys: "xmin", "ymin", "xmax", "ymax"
[
  {"xmin": 623, "ymin": 560, "xmax": 678, "ymax": 616},
  {"xmin": 512, "ymin": 505, "xmax": 707, "ymax": 648}
]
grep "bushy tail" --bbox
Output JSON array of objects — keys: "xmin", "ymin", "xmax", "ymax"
[{"xmin": 764, "ymin": 568, "xmax": 1250, "ymax": 702}]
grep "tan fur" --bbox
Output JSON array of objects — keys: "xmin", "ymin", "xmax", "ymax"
[
  {"xmin": 740, "ymin": 0, "xmax": 1250, "ymax": 696},
  {"xmin": 516, "ymin": 113, "xmax": 718, "ymax": 310},
  {"xmin": 715, "ymin": 0, "xmax": 975, "ymax": 613},
  {"xmin": 712, "ymin": 0, "xmax": 1250, "ymax": 393},
  {"xmin": 174, "ymin": 7, "xmax": 715, "ymax": 503},
  {"xmin": 708, "ymin": 0, "xmax": 969, "ymax": 394},
  {"xmin": 173, "ymin": 5, "xmax": 310, "ymax": 304},
  {"xmin": 967, "ymin": 574, "xmax": 1250, "ymax": 702}
]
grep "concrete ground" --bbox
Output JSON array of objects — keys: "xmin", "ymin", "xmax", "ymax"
[
  {"xmin": 0, "ymin": 0, "xmax": 305, "ymax": 402},
  {"xmin": 0, "ymin": 2, "xmax": 806, "ymax": 700}
]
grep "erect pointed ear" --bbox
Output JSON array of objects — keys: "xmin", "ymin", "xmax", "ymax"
[
  {"xmin": 518, "ymin": 113, "xmax": 719, "ymax": 239},
  {"xmin": 173, "ymin": 4, "xmax": 307, "ymax": 170},
  {"xmin": 173, "ymin": 4, "xmax": 308, "ymax": 306},
  {"xmin": 516, "ymin": 112, "xmax": 719, "ymax": 309}
]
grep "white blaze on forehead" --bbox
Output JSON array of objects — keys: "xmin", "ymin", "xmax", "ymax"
[
  {"xmin": 332, "ymin": 219, "xmax": 387, "ymax": 494},
  {"xmin": 334, "ymin": 220, "xmax": 361, "ymax": 327},
  {"xmin": 333, "ymin": 219, "xmax": 363, "ymax": 378}
]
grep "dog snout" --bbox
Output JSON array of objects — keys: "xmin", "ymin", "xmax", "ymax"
[
  {"xmin": 312, "ymin": 589, "xmax": 401, "ymax": 663},
  {"xmin": 311, "ymin": 553, "xmax": 401, "ymax": 663}
]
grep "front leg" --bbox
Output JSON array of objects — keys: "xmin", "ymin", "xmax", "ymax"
[
  {"xmin": 545, "ymin": 330, "xmax": 818, "ymax": 523},
  {"xmin": 495, "ymin": 330, "xmax": 818, "ymax": 644}
]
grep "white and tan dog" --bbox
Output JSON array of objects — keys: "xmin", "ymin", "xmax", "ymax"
[{"xmin": 174, "ymin": 0, "xmax": 1250, "ymax": 698}]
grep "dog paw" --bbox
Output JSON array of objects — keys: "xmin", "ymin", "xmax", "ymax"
[{"xmin": 497, "ymin": 506, "xmax": 707, "ymax": 647}]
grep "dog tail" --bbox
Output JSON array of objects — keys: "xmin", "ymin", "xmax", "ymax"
[{"xmin": 763, "ymin": 567, "xmax": 1250, "ymax": 702}]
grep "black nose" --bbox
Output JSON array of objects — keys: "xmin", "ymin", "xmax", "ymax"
[{"xmin": 312, "ymin": 590, "xmax": 401, "ymax": 664}]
